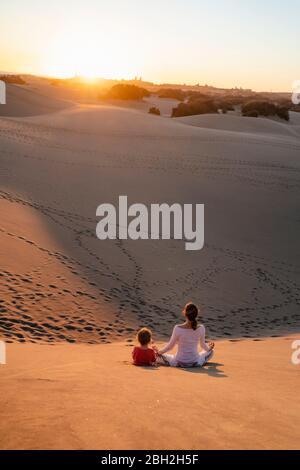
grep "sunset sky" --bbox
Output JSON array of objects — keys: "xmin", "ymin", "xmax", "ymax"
[{"xmin": 1, "ymin": 0, "xmax": 299, "ymax": 91}]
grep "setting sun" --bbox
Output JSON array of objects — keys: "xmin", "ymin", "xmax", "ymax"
[
  {"xmin": 44, "ymin": 29, "xmax": 105, "ymax": 78},
  {"xmin": 42, "ymin": 23, "xmax": 141, "ymax": 80},
  {"xmin": 1, "ymin": 1, "xmax": 299, "ymax": 90}
]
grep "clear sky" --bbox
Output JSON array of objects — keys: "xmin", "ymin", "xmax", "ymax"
[{"xmin": 1, "ymin": 0, "xmax": 299, "ymax": 91}]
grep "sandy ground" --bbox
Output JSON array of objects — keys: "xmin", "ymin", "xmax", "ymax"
[
  {"xmin": 0, "ymin": 336, "xmax": 299, "ymax": 450},
  {"xmin": 0, "ymin": 78, "xmax": 300, "ymax": 449},
  {"xmin": 0, "ymin": 80, "xmax": 299, "ymax": 345},
  {"xmin": 177, "ymin": 112, "xmax": 300, "ymax": 138},
  {"xmin": 0, "ymin": 83, "xmax": 74, "ymax": 117}
]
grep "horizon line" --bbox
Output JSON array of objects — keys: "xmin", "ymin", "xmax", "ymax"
[{"xmin": 0, "ymin": 70, "xmax": 293, "ymax": 95}]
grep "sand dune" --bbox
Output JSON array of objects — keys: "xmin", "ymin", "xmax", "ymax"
[
  {"xmin": 1, "ymin": 92, "xmax": 300, "ymax": 346},
  {"xmin": 0, "ymin": 79, "xmax": 300, "ymax": 450},
  {"xmin": 0, "ymin": 337, "xmax": 299, "ymax": 450},
  {"xmin": 0, "ymin": 83, "xmax": 74, "ymax": 117},
  {"xmin": 96, "ymin": 96, "xmax": 180, "ymax": 117},
  {"xmin": 177, "ymin": 112, "xmax": 300, "ymax": 139},
  {"xmin": 144, "ymin": 96, "xmax": 180, "ymax": 116},
  {"xmin": 289, "ymin": 111, "xmax": 300, "ymax": 125}
]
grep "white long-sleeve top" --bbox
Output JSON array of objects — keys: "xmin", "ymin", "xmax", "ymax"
[{"xmin": 160, "ymin": 324, "xmax": 210, "ymax": 364}]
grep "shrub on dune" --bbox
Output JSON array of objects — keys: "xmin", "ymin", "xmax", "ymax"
[
  {"xmin": 291, "ymin": 104, "xmax": 300, "ymax": 113},
  {"xmin": 242, "ymin": 100, "xmax": 289, "ymax": 121},
  {"xmin": 215, "ymin": 98, "xmax": 235, "ymax": 113},
  {"xmin": 156, "ymin": 88, "xmax": 186, "ymax": 101},
  {"xmin": 0, "ymin": 74, "xmax": 26, "ymax": 85},
  {"xmin": 276, "ymin": 106, "xmax": 290, "ymax": 121},
  {"xmin": 242, "ymin": 101, "xmax": 277, "ymax": 117},
  {"xmin": 185, "ymin": 91, "xmax": 209, "ymax": 101},
  {"xmin": 172, "ymin": 97, "xmax": 218, "ymax": 117},
  {"xmin": 243, "ymin": 110, "xmax": 259, "ymax": 118},
  {"xmin": 148, "ymin": 106, "xmax": 161, "ymax": 116},
  {"xmin": 105, "ymin": 84, "xmax": 150, "ymax": 100}
]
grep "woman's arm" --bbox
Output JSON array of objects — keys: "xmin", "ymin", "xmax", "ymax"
[
  {"xmin": 159, "ymin": 326, "xmax": 179, "ymax": 354},
  {"xmin": 199, "ymin": 325, "xmax": 212, "ymax": 352}
]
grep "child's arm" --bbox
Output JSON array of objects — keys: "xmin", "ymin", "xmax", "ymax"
[
  {"xmin": 151, "ymin": 347, "xmax": 158, "ymax": 359},
  {"xmin": 151, "ymin": 349, "xmax": 158, "ymax": 365}
]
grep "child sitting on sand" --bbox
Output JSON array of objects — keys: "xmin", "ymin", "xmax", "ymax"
[{"xmin": 132, "ymin": 328, "xmax": 157, "ymax": 366}]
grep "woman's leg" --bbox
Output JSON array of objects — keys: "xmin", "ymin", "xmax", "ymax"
[
  {"xmin": 197, "ymin": 349, "xmax": 214, "ymax": 367},
  {"xmin": 158, "ymin": 353, "xmax": 177, "ymax": 367}
]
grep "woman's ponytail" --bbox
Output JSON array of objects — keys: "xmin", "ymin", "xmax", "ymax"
[
  {"xmin": 190, "ymin": 318, "xmax": 198, "ymax": 330},
  {"xmin": 183, "ymin": 302, "xmax": 199, "ymax": 330}
]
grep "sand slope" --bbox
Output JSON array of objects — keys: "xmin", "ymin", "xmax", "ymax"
[
  {"xmin": 0, "ymin": 83, "xmax": 74, "ymax": 117},
  {"xmin": 0, "ymin": 337, "xmax": 299, "ymax": 450},
  {"xmin": 0, "ymin": 81, "xmax": 300, "ymax": 450},
  {"xmin": 0, "ymin": 95, "xmax": 300, "ymax": 344},
  {"xmin": 177, "ymin": 112, "xmax": 300, "ymax": 139}
]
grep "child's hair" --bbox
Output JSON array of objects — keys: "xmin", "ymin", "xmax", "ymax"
[
  {"xmin": 137, "ymin": 327, "xmax": 152, "ymax": 346},
  {"xmin": 183, "ymin": 302, "xmax": 199, "ymax": 330}
]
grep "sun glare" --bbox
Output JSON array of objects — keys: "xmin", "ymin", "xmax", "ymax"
[
  {"xmin": 43, "ymin": 26, "xmax": 140, "ymax": 80},
  {"xmin": 45, "ymin": 31, "xmax": 100, "ymax": 78}
]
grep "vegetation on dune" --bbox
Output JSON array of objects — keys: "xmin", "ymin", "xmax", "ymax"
[
  {"xmin": 215, "ymin": 99, "xmax": 235, "ymax": 113},
  {"xmin": 242, "ymin": 100, "xmax": 290, "ymax": 121},
  {"xmin": 156, "ymin": 88, "xmax": 214, "ymax": 102},
  {"xmin": 46, "ymin": 77, "xmax": 295, "ymax": 121},
  {"xmin": 243, "ymin": 109, "xmax": 259, "ymax": 118},
  {"xmin": 171, "ymin": 93, "xmax": 253, "ymax": 117},
  {"xmin": 0, "ymin": 75, "xmax": 26, "ymax": 85},
  {"xmin": 171, "ymin": 92, "xmax": 291, "ymax": 121},
  {"xmin": 172, "ymin": 96, "xmax": 218, "ymax": 117},
  {"xmin": 276, "ymin": 106, "xmax": 290, "ymax": 121},
  {"xmin": 148, "ymin": 106, "xmax": 161, "ymax": 116},
  {"xmin": 290, "ymin": 103, "xmax": 300, "ymax": 113},
  {"xmin": 105, "ymin": 84, "xmax": 150, "ymax": 100},
  {"xmin": 156, "ymin": 88, "xmax": 186, "ymax": 101}
]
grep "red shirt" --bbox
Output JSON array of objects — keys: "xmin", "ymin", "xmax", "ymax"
[{"xmin": 132, "ymin": 346, "xmax": 157, "ymax": 366}]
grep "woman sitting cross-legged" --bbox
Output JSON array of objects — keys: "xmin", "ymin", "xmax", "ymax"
[{"xmin": 157, "ymin": 302, "xmax": 215, "ymax": 367}]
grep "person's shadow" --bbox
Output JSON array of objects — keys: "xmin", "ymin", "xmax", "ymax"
[
  {"xmin": 176, "ymin": 362, "xmax": 226, "ymax": 378},
  {"xmin": 125, "ymin": 361, "xmax": 226, "ymax": 378}
]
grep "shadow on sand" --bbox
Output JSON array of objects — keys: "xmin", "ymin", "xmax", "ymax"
[
  {"xmin": 126, "ymin": 361, "xmax": 226, "ymax": 378},
  {"xmin": 176, "ymin": 362, "xmax": 226, "ymax": 378}
]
